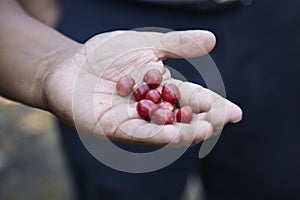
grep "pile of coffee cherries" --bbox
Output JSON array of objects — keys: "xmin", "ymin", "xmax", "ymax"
[{"xmin": 116, "ymin": 69, "xmax": 193, "ymax": 125}]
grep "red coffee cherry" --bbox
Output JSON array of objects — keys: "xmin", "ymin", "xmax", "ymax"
[
  {"xmin": 158, "ymin": 101, "xmax": 174, "ymax": 112},
  {"xmin": 176, "ymin": 106, "xmax": 193, "ymax": 123},
  {"xmin": 116, "ymin": 75, "xmax": 135, "ymax": 97},
  {"xmin": 151, "ymin": 108, "xmax": 174, "ymax": 125},
  {"xmin": 161, "ymin": 83, "xmax": 180, "ymax": 104},
  {"xmin": 143, "ymin": 69, "xmax": 163, "ymax": 89},
  {"xmin": 137, "ymin": 99, "xmax": 158, "ymax": 120},
  {"xmin": 146, "ymin": 90, "xmax": 162, "ymax": 104},
  {"xmin": 133, "ymin": 82, "xmax": 150, "ymax": 101}
]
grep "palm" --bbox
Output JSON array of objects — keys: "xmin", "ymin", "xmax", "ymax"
[{"xmin": 46, "ymin": 30, "xmax": 242, "ymax": 146}]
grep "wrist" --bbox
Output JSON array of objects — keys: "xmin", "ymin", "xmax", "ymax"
[{"xmin": 41, "ymin": 41, "xmax": 83, "ymax": 127}]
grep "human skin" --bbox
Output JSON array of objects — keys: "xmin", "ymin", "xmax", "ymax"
[
  {"xmin": 0, "ymin": 0, "xmax": 242, "ymax": 146},
  {"xmin": 17, "ymin": 0, "xmax": 60, "ymax": 26}
]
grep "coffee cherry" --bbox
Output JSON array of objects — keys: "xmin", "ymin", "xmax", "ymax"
[
  {"xmin": 151, "ymin": 108, "xmax": 174, "ymax": 125},
  {"xmin": 176, "ymin": 106, "xmax": 193, "ymax": 123},
  {"xmin": 137, "ymin": 99, "xmax": 158, "ymax": 120},
  {"xmin": 146, "ymin": 90, "xmax": 161, "ymax": 104},
  {"xmin": 161, "ymin": 83, "xmax": 180, "ymax": 104},
  {"xmin": 116, "ymin": 75, "xmax": 135, "ymax": 97},
  {"xmin": 117, "ymin": 70, "xmax": 194, "ymax": 125},
  {"xmin": 133, "ymin": 82, "xmax": 150, "ymax": 101},
  {"xmin": 143, "ymin": 69, "xmax": 163, "ymax": 89},
  {"xmin": 158, "ymin": 101, "xmax": 174, "ymax": 112}
]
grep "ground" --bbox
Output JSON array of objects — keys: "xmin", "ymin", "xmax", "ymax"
[{"xmin": 0, "ymin": 97, "xmax": 74, "ymax": 200}]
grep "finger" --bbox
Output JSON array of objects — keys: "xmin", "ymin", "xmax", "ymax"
[
  {"xmin": 205, "ymin": 98, "xmax": 243, "ymax": 132},
  {"xmin": 83, "ymin": 30, "xmax": 216, "ymax": 76},
  {"xmin": 178, "ymin": 82, "xmax": 213, "ymax": 113},
  {"xmin": 172, "ymin": 114, "xmax": 213, "ymax": 146},
  {"xmin": 153, "ymin": 30, "xmax": 216, "ymax": 60},
  {"xmin": 175, "ymin": 81, "xmax": 243, "ymax": 129},
  {"xmin": 94, "ymin": 95, "xmax": 214, "ymax": 146},
  {"xmin": 99, "ymin": 30, "xmax": 216, "ymax": 59},
  {"xmin": 117, "ymin": 118, "xmax": 213, "ymax": 146},
  {"xmin": 177, "ymin": 81, "xmax": 242, "ymax": 122}
]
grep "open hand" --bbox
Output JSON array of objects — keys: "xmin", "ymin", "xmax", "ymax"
[{"xmin": 44, "ymin": 30, "xmax": 242, "ymax": 146}]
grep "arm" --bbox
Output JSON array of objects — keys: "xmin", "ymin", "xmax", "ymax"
[
  {"xmin": 0, "ymin": 0, "xmax": 242, "ymax": 145},
  {"xmin": 17, "ymin": 0, "xmax": 61, "ymax": 26},
  {"xmin": 0, "ymin": 0, "xmax": 80, "ymax": 110}
]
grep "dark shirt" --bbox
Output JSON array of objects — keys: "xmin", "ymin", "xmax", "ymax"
[{"xmin": 57, "ymin": 0, "xmax": 300, "ymax": 199}]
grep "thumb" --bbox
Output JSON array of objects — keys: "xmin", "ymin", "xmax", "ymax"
[
  {"xmin": 153, "ymin": 30, "xmax": 216, "ymax": 60},
  {"xmin": 78, "ymin": 30, "xmax": 216, "ymax": 75}
]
